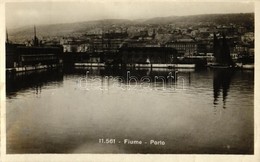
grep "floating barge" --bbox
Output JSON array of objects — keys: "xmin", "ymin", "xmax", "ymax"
[
  {"xmin": 133, "ymin": 63, "xmax": 195, "ymax": 68},
  {"xmin": 74, "ymin": 63, "xmax": 105, "ymax": 67},
  {"xmin": 74, "ymin": 62, "xmax": 195, "ymax": 69}
]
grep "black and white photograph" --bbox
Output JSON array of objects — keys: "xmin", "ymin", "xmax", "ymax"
[{"xmin": 1, "ymin": 0, "xmax": 259, "ymax": 161}]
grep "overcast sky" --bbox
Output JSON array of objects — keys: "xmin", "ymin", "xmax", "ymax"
[{"xmin": 6, "ymin": 1, "xmax": 254, "ymax": 29}]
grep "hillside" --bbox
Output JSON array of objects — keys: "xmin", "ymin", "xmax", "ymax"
[
  {"xmin": 143, "ymin": 13, "xmax": 254, "ymax": 25},
  {"xmin": 8, "ymin": 13, "xmax": 254, "ymax": 43}
]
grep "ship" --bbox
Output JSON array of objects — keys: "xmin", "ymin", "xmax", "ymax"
[
  {"xmin": 6, "ymin": 26, "xmax": 63, "ymax": 73},
  {"xmin": 210, "ymin": 33, "xmax": 234, "ymax": 69}
]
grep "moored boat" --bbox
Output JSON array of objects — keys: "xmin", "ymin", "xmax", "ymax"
[{"xmin": 210, "ymin": 33, "xmax": 234, "ymax": 69}]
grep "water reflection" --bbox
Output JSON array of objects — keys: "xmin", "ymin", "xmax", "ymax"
[
  {"xmin": 213, "ymin": 69, "xmax": 234, "ymax": 108},
  {"xmin": 6, "ymin": 69, "xmax": 64, "ymax": 98},
  {"xmin": 6, "ymin": 67, "xmax": 254, "ymax": 154},
  {"xmin": 73, "ymin": 67, "xmax": 180, "ymax": 79},
  {"xmin": 72, "ymin": 67, "xmax": 190, "ymax": 92},
  {"xmin": 6, "ymin": 67, "xmax": 192, "ymax": 97}
]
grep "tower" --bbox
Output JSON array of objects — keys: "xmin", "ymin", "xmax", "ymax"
[
  {"xmin": 33, "ymin": 25, "xmax": 39, "ymax": 46},
  {"xmin": 152, "ymin": 28, "xmax": 156, "ymax": 39}
]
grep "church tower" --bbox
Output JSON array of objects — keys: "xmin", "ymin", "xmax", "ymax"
[{"xmin": 33, "ymin": 25, "xmax": 39, "ymax": 46}]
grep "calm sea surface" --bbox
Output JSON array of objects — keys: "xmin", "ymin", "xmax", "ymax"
[{"xmin": 6, "ymin": 67, "xmax": 254, "ymax": 154}]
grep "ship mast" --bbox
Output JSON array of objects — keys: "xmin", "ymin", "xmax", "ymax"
[
  {"xmin": 34, "ymin": 25, "xmax": 36, "ymax": 39},
  {"xmin": 33, "ymin": 25, "xmax": 39, "ymax": 46}
]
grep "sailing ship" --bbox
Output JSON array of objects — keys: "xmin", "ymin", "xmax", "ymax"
[
  {"xmin": 210, "ymin": 33, "xmax": 234, "ymax": 69},
  {"xmin": 6, "ymin": 26, "xmax": 63, "ymax": 73}
]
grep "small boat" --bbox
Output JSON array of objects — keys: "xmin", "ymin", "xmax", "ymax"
[
  {"xmin": 242, "ymin": 64, "xmax": 254, "ymax": 69},
  {"xmin": 210, "ymin": 64, "xmax": 231, "ymax": 69},
  {"xmin": 236, "ymin": 53, "xmax": 254, "ymax": 70}
]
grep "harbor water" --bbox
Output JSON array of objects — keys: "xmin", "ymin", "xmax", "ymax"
[{"xmin": 6, "ymin": 67, "xmax": 254, "ymax": 154}]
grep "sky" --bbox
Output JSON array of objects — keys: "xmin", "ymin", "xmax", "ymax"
[{"xmin": 5, "ymin": 1, "xmax": 254, "ymax": 29}]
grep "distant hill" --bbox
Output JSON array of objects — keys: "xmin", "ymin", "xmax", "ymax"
[
  {"xmin": 8, "ymin": 13, "xmax": 254, "ymax": 43},
  {"xmin": 143, "ymin": 13, "xmax": 254, "ymax": 25},
  {"xmin": 8, "ymin": 19, "xmax": 134, "ymax": 42}
]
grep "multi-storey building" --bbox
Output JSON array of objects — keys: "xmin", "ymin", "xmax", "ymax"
[{"xmin": 165, "ymin": 38, "xmax": 197, "ymax": 57}]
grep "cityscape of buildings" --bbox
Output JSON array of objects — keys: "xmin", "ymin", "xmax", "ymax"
[
  {"xmin": 26, "ymin": 21, "xmax": 254, "ymax": 58},
  {"xmin": 6, "ymin": 13, "xmax": 254, "ymax": 70}
]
